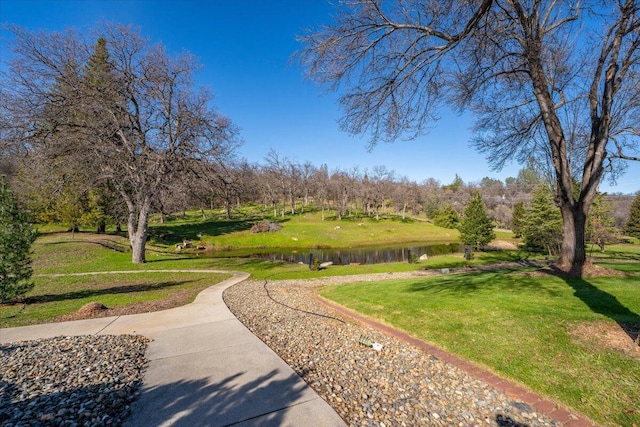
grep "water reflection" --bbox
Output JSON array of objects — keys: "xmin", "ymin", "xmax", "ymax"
[{"xmin": 255, "ymin": 243, "xmax": 462, "ymax": 265}]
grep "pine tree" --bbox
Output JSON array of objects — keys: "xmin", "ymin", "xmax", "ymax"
[
  {"xmin": 0, "ymin": 176, "xmax": 37, "ymax": 303},
  {"xmin": 433, "ymin": 204, "xmax": 460, "ymax": 229},
  {"xmin": 522, "ymin": 185, "xmax": 563, "ymax": 256},
  {"xmin": 442, "ymin": 174, "xmax": 464, "ymax": 192},
  {"xmin": 511, "ymin": 200, "xmax": 526, "ymax": 238},
  {"xmin": 625, "ymin": 193, "xmax": 640, "ymax": 239},
  {"xmin": 84, "ymin": 38, "xmax": 112, "ymax": 86},
  {"xmin": 458, "ymin": 192, "xmax": 495, "ymax": 250}
]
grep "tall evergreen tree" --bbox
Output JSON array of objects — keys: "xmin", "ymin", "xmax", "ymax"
[
  {"xmin": 458, "ymin": 192, "xmax": 495, "ymax": 250},
  {"xmin": 625, "ymin": 193, "xmax": 640, "ymax": 239},
  {"xmin": 511, "ymin": 200, "xmax": 526, "ymax": 238},
  {"xmin": 522, "ymin": 186, "xmax": 563, "ymax": 256},
  {"xmin": 0, "ymin": 176, "xmax": 37, "ymax": 303}
]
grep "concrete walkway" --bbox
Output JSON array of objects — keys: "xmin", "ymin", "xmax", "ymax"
[{"xmin": 0, "ymin": 271, "xmax": 346, "ymax": 427}]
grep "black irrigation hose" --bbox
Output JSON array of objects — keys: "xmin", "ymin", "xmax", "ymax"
[{"xmin": 262, "ymin": 275, "xmax": 347, "ymax": 325}]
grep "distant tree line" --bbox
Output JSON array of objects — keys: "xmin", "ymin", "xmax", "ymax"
[{"xmin": 2, "ymin": 143, "xmax": 637, "ymax": 246}]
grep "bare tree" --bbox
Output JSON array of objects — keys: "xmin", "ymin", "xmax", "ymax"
[
  {"xmin": 329, "ymin": 168, "xmax": 353, "ymax": 219},
  {"xmin": 396, "ymin": 176, "xmax": 421, "ymax": 219},
  {"xmin": 299, "ymin": 0, "xmax": 639, "ymax": 274},
  {"xmin": 287, "ymin": 160, "xmax": 301, "ymax": 214},
  {"xmin": 197, "ymin": 157, "xmax": 246, "ymax": 220},
  {"xmin": 299, "ymin": 161, "xmax": 316, "ymax": 211},
  {"xmin": 313, "ymin": 164, "xmax": 331, "ymax": 220},
  {"xmin": 368, "ymin": 165, "xmax": 395, "ymax": 219},
  {"xmin": 2, "ymin": 24, "xmax": 239, "ymax": 263},
  {"xmin": 264, "ymin": 150, "xmax": 291, "ymax": 217}
]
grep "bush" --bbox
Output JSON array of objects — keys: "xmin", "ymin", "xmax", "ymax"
[
  {"xmin": 522, "ymin": 186, "xmax": 562, "ymax": 256},
  {"xmin": 250, "ymin": 221, "xmax": 282, "ymax": 233},
  {"xmin": 433, "ymin": 204, "xmax": 460, "ymax": 229},
  {"xmin": 458, "ymin": 192, "xmax": 495, "ymax": 250},
  {"xmin": 1, "ymin": 176, "xmax": 37, "ymax": 303}
]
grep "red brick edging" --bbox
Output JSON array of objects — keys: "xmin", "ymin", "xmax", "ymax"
[{"xmin": 316, "ymin": 296, "xmax": 599, "ymax": 427}]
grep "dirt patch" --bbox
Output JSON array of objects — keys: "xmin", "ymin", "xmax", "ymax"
[
  {"xmin": 569, "ymin": 321, "xmax": 640, "ymax": 359},
  {"xmin": 520, "ymin": 263, "xmax": 625, "ymax": 278},
  {"xmin": 75, "ymin": 302, "xmax": 108, "ymax": 316},
  {"xmin": 486, "ymin": 240, "xmax": 519, "ymax": 250},
  {"xmin": 52, "ymin": 290, "xmax": 194, "ymax": 322}
]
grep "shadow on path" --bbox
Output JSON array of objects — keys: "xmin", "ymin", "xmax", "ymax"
[
  {"xmin": 125, "ymin": 370, "xmax": 308, "ymax": 427},
  {"xmin": 2, "ymin": 370, "xmax": 309, "ymax": 427}
]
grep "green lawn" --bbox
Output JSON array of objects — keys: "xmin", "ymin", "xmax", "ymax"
[
  {"xmin": 0, "ymin": 271, "xmax": 228, "ymax": 328},
  {"xmin": 320, "ymin": 262, "xmax": 640, "ymax": 426},
  {"xmin": 2, "ymin": 226, "xmax": 538, "ymax": 328},
  {"xmin": 148, "ymin": 210, "xmax": 463, "ymax": 250}
]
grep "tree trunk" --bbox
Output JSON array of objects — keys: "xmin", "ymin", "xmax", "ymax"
[
  {"xmin": 558, "ymin": 202, "xmax": 587, "ymax": 274},
  {"xmin": 130, "ymin": 230, "xmax": 147, "ymax": 264},
  {"xmin": 127, "ymin": 197, "xmax": 151, "ymax": 264}
]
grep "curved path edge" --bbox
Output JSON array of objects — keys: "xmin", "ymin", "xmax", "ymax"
[{"xmin": 0, "ymin": 270, "xmax": 347, "ymax": 427}]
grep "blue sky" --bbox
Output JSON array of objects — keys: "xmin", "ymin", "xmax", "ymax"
[{"xmin": 1, "ymin": 0, "xmax": 638, "ymax": 194}]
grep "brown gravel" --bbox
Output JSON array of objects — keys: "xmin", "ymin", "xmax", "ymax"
[{"xmin": 223, "ymin": 274, "xmax": 562, "ymax": 427}]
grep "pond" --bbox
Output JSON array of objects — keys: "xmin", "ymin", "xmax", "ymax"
[{"xmin": 231, "ymin": 243, "xmax": 463, "ymax": 265}]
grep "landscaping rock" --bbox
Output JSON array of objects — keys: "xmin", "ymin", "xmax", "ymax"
[
  {"xmin": 0, "ymin": 335, "xmax": 148, "ymax": 425},
  {"xmin": 224, "ymin": 277, "xmax": 559, "ymax": 427}
]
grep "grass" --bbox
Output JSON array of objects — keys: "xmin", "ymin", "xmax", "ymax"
[
  {"xmin": 320, "ymin": 262, "xmax": 640, "ymax": 426},
  {"xmin": 7, "ymin": 212, "xmax": 640, "ymax": 425},
  {"xmin": 31, "ymin": 229, "xmax": 542, "ymax": 276},
  {"xmin": 148, "ymin": 210, "xmax": 461, "ymax": 250},
  {"xmin": 3, "ymin": 224, "xmax": 537, "ymax": 327},
  {"xmin": 589, "ymin": 242, "xmax": 640, "ymax": 261},
  {"xmin": 0, "ymin": 271, "xmax": 227, "ymax": 328}
]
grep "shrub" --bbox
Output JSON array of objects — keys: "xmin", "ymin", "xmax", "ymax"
[
  {"xmin": 1, "ymin": 176, "xmax": 37, "ymax": 303},
  {"xmin": 522, "ymin": 185, "xmax": 563, "ymax": 256},
  {"xmin": 251, "ymin": 221, "xmax": 282, "ymax": 233},
  {"xmin": 458, "ymin": 192, "xmax": 495, "ymax": 250},
  {"xmin": 433, "ymin": 204, "xmax": 460, "ymax": 229}
]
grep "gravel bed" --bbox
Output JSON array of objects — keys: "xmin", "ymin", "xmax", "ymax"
[
  {"xmin": 223, "ymin": 274, "xmax": 558, "ymax": 427},
  {"xmin": 0, "ymin": 335, "xmax": 148, "ymax": 426}
]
